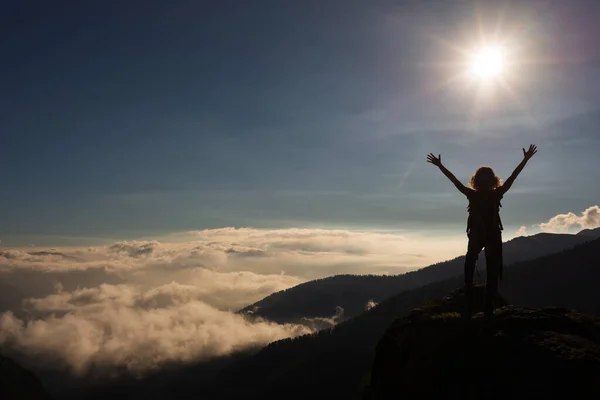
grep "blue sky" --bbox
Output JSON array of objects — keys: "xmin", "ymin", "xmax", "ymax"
[{"xmin": 2, "ymin": 0, "xmax": 600, "ymax": 245}]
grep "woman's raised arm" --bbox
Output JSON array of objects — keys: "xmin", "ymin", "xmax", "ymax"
[
  {"xmin": 427, "ymin": 153, "xmax": 471, "ymax": 196},
  {"xmin": 498, "ymin": 144, "xmax": 538, "ymax": 195}
]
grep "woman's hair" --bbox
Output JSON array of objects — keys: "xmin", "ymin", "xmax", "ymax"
[{"xmin": 469, "ymin": 166, "xmax": 502, "ymax": 191}]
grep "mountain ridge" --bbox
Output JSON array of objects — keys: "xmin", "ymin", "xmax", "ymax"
[{"xmin": 240, "ymin": 231, "xmax": 595, "ymax": 325}]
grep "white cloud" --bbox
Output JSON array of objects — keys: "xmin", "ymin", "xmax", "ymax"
[
  {"xmin": 301, "ymin": 305, "xmax": 344, "ymax": 330},
  {"xmin": 1, "ymin": 227, "xmax": 463, "ymax": 279},
  {"xmin": 516, "ymin": 225, "xmax": 528, "ymax": 236},
  {"xmin": 538, "ymin": 205, "xmax": 600, "ymax": 233},
  {"xmin": 365, "ymin": 300, "xmax": 378, "ymax": 310},
  {"xmin": 1, "ymin": 284, "xmax": 311, "ymax": 376},
  {"xmin": 179, "ymin": 227, "xmax": 461, "ymax": 278}
]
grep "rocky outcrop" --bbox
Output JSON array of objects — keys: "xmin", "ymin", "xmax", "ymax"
[{"xmin": 365, "ymin": 287, "xmax": 600, "ymax": 399}]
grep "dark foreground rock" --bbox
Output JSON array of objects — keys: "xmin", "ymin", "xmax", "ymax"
[
  {"xmin": 365, "ymin": 288, "xmax": 600, "ymax": 400},
  {"xmin": 0, "ymin": 355, "xmax": 54, "ymax": 400}
]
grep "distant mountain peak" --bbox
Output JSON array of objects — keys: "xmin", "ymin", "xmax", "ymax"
[{"xmin": 27, "ymin": 251, "xmax": 82, "ymax": 261}]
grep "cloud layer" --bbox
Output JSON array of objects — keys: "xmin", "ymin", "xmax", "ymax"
[
  {"xmin": 0, "ymin": 227, "xmax": 462, "ymax": 283},
  {"xmin": 0, "ymin": 227, "xmax": 463, "ymax": 377},
  {"xmin": 515, "ymin": 226, "xmax": 528, "ymax": 236},
  {"xmin": 539, "ymin": 205, "xmax": 600, "ymax": 233},
  {"xmin": 1, "ymin": 283, "xmax": 310, "ymax": 375}
]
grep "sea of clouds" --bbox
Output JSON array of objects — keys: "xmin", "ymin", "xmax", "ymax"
[{"xmin": 0, "ymin": 227, "xmax": 463, "ymax": 376}]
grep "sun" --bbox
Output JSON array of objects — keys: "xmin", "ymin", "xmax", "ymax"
[
  {"xmin": 423, "ymin": 15, "xmax": 545, "ymax": 123},
  {"xmin": 469, "ymin": 46, "xmax": 505, "ymax": 80}
]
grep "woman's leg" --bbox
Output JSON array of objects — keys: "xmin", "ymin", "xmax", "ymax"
[
  {"xmin": 464, "ymin": 233, "xmax": 483, "ymax": 317},
  {"xmin": 484, "ymin": 231, "xmax": 503, "ymax": 316},
  {"xmin": 464, "ymin": 233, "xmax": 483, "ymax": 285}
]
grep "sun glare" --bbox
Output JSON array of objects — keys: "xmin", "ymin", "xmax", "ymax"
[
  {"xmin": 470, "ymin": 46, "xmax": 505, "ymax": 80},
  {"xmin": 428, "ymin": 20, "xmax": 538, "ymax": 121}
]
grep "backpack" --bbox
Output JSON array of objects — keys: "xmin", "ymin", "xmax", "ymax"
[{"xmin": 466, "ymin": 190, "xmax": 504, "ymax": 234}]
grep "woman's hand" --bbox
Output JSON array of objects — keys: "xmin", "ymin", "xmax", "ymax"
[
  {"xmin": 427, "ymin": 153, "xmax": 442, "ymax": 167},
  {"xmin": 522, "ymin": 144, "xmax": 538, "ymax": 160}
]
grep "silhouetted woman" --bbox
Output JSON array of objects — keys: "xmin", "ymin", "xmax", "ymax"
[{"xmin": 427, "ymin": 144, "xmax": 538, "ymax": 317}]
